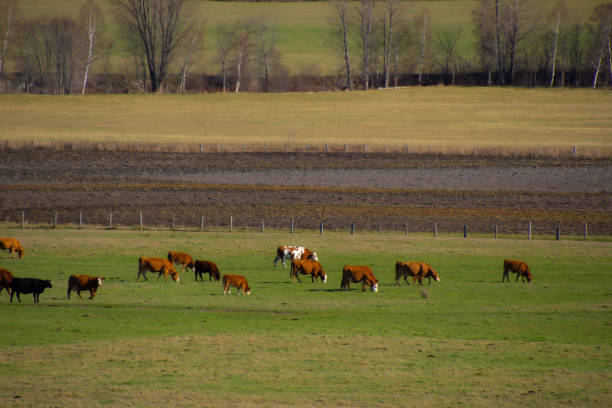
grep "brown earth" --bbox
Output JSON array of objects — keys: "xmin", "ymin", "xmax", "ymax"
[{"xmin": 0, "ymin": 150, "xmax": 610, "ymax": 236}]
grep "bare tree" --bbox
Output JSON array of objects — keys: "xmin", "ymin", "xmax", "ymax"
[
  {"xmin": 357, "ymin": 0, "xmax": 374, "ymax": 90},
  {"xmin": 435, "ymin": 29, "xmax": 461, "ymax": 85},
  {"xmin": 333, "ymin": 0, "xmax": 352, "ymax": 90},
  {"xmin": 79, "ymin": 0, "xmax": 104, "ymax": 95},
  {"xmin": 256, "ymin": 24, "xmax": 279, "ymax": 93},
  {"xmin": 503, "ymin": 0, "xmax": 539, "ymax": 85},
  {"xmin": 111, "ymin": 0, "xmax": 188, "ymax": 92},
  {"xmin": 589, "ymin": 3, "xmax": 612, "ymax": 88},
  {"xmin": 232, "ymin": 22, "xmax": 255, "ymax": 93},
  {"xmin": 549, "ymin": 0, "xmax": 567, "ymax": 87},
  {"xmin": 216, "ymin": 24, "xmax": 234, "ymax": 93},
  {"xmin": 416, "ymin": 7, "xmax": 431, "ymax": 85},
  {"xmin": 472, "ymin": 0, "xmax": 496, "ymax": 85},
  {"xmin": 178, "ymin": 27, "xmax": 203, "ymax": 94},
  {"xmin": 0, "ymin": 0, "xmax": 18, "ymax": 91},
  {"xmin": 382, "ymin": 0, "xmax": 401, "ymax": 88}
]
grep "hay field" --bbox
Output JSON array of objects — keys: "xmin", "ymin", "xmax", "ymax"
[
  {"xmin": 0, "ymin": 228, "xmax": 610, "ymax": 407},
  {"xmin": 1, "ymin": 88, "xmax": 611, "ymax": 152}
]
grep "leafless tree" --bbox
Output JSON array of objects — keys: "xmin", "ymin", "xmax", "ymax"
[
  {"xmin": 333, "ymin": 0, "xmax": 352, "ymax": 90},
  {"xmin": 178, "ymin": 27, "xmax": 203, "ymax": 94},
  {"xmin": 588, "ymin": 2, "xmax": 612, "ymax": 88},
  {"xmin": 216, "ymin": 24, "xmax": 234, "ymax": 93},
  {"xmin": 255, "ymin": 23, "xmax": 279, "ymax": 93},
  {"xmin": 435, "ymin": 29, "xmax": 462, "ymax": 85},
  {"xmin": 0, "ymin": 0, "xmax": 18, "ymax": 91},
  {"xmin": 416, "ymin": 7, "xmax": 431, "ymax": 85},
  {"xmin": 357, "ymin": 0, "xmax": 374, "ymax": 90},
  {"xmin": 382, "ymin": 0, "xmax": 402, "ymax": 88},
  {"xmin": 111, "ymin": 0, "xmax": 188, "ymax": 92},
  {"xmin": 472, "ymin": 0, "xmax": 496, "ymax": 85},
  {"xmin": 47, "ymin": 17, "xmax": 81, "ymax": 94},
  {"xmin": 503, "ymin": 0, "xmax": 539, "ymax": 85},
  {"xmin": 232, "ymin": 21, "xmax": 255, "ymax": 93},
  {"xmin": 548, "ymin": 0, "xmax": 567, "ymax": 87},
  {"xmin": 78, "ymin": 0, "xmax": 104, "ymax": 94}
]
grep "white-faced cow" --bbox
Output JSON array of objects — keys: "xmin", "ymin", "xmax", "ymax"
[
  {"xmin": 273, "ymin": 245, "xmax": 318, "ymax": 269},
  {"xmin": 67, "ymin": 274, "xmax": 105, "ymax": 300},
  {"xmin": 340, "ymin": 265, "xmax": 378, "ymax": 292}
]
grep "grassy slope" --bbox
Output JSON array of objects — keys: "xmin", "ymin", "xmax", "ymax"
[
  {"xmin": 1, "ymin": 88, "xmax": 611, "ymax": 149},
  {"xmin": 0, "ymin": 228, "xmax": 610, "ymax": 406},
  {"xmin": 16, "ymin": 0, "xmax": 605, "ymax": 75}
]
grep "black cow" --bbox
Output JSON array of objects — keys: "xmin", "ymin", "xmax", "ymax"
[
  {"xmin": 194, "ymin": 260, "xmax": 221, "ymax": 281},
  {"xmin": 10, "ymin": 278, "xmax": 52, "ymax": 303}
]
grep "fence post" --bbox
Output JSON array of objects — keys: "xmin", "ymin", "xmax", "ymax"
[
  {"xmin": 320, "ymin": 222, "xmax": 324, "ymax": 234},
  {"xmin": 230, "ymin": 216, "xmax": 233, "ymax": 232},
  {"xmin": 433, "ymin": 222, "xmax": 437, "ymax": 237},
  {"xmin": 242, "ymin": 144, "xmax": 246, "ymax": 153},
  {"xmin": 54, "ymin": 211, "xmax": 58, "ymax": 228},
  {"xmin": 404, "ymin": 223, "xmax": 408, "ymax": 235},
  {"xmin": 350, "ymin": 222, "xmax": 355, "ymax": 235},
  {"xmin": 290, "ymin": 218, "xmax": 294, "ymax": 233},
  {"xmin": 363, "ymin": 143, "xmax": 367, "ymax": 153},
  {"xmin": 344, "ymin": 144, "xmax": 348, "ymax": 152},
  {"xmin": 264, "ymin": 143, "xmax": 268, "ymax": 153},
  {"xmin": 325, "ymin": 143, "xmax": 329, "ymax": 153},
  {"xmin": 139, "ymin": 211, "xmax": 143, "ymax": 231},
  {"xmin": 584, "ymin": 222, "xmax": 588, "ymax": 240},
  {"xmin": 261, "ymin": 218, "xmax": 265, "ymax": 233},
  {"xmin": 21, "ymin": 211, "xmax": 25, "ymax": 229},
  {"xmin": 200, "ymin": 215, "xmax": 204, "ymax": 231},
  {"xmin": 494, "ymin": 224, "xmax": 497, "ymax": 239},
  {"xmin": 220, "ymin": 144, "xmax": 223, "ymax": 153},
  {"xmin": 528, "ymin": 221, "xmax": 532, "ymax": 240},
  {"xmin": 573, "ymin": 144, "xmax": 576, "ymax": 157},
  {"xmin": 109, "ymin": 212, "xmax": 113, "ymax": 229},
  {"xmin": 463, "ymin": 224, "xmax": 467, "ymax": 238},
  {"xmin": 555, "ymin": 226, "xmax": 560, "ymax": 241},
  {"xmin": 79, "ymin": 212, "xmax": 83, "ymax": 229},
  {"xmin": 199, "ymin": 143, "xmax": 203, "ymax": 153},
  {"xmin": 306, "ymin": 144, "xmax": 310, "ymax": 152},
  {"xmin": 378, "ymin": 223, "xmax": 382, "ymax": 235},
  {"xmin": 172, "ymin": 217, "xmax": 176, "ymax": 231}
]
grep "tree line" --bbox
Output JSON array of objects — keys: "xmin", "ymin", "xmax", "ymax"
[{"xmin": 0, "ymin": 0, "xmax": 610, "ymax": 94}]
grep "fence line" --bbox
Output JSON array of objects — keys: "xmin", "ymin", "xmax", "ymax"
[
  {"xmin": 7, "ymin": 211, "xmax": 603, "ymax": 241},
  {"xmin": 1, "ymin": 140, "xmax": 608, "ymax": 159}
]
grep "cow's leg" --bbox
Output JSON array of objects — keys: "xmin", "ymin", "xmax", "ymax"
[
  {"xmin": 10, "ymin": 290, "xmax": 15, "ymax": 303},
  {"xmin": 77, "ymin": 290, "xmax": 83, "ymax": 300},
  {"xmin": 515, "ymin": 272, "xmax": 520, "ymax": 282},
  {"xmin": 33, "ymin": 293, "xmax": 37, "ymax": 303}
]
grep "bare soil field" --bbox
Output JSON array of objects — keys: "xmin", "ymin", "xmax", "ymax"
[{"xmin": 1, "ymin": 150, "xmax": 610, "ymax": 235}]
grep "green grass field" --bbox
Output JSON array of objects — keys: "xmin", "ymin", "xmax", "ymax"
[
  {"xmin": 1, "ymin": 227, "xmax": 610, "ymax": 406},
  {"xmin": 1, "ymin": 87, "xmax": 611, "ymax": 152},
  {"xmin": 15, "ymin": 0, "xmax": 606, "ymax": 75}
]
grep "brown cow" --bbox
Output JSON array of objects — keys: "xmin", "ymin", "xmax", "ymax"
[
  {"xmin": 137, "ymin": 257, "xmax": 180, "ymax": 282},
  {"xmin": 395, "ymin": 262, "xmax": 440, "ymax": 286},
  {"xmin": 0, "ymin": 237, "xmax": 25, "ymax": 258},
  {"xmin": 290, "ymin": 259, "xmax": 327, "ymax": 283},
  {"xmin": 273, "ymin": 246, "xmax": 318, "ymax": 269},
  {"xmin": 222, "ymin": 274, "xmax": 251, "ymax": 295},
  {"xmin": 340, "ymin": 265, "xmax": 378, "ymax": 292},
  {"xmin": 0, "ymin": 267, "xmax": 14, "ymax": 297},
  {"xmin": 168, "ymin": 251, "xmax": 195, "ymax": 273},
  {"xmin": 194, "ymin": 260, "xmax": 221, "ymax": 281},
  {"xmin": 67, "ymin": 274, "xmax": 105, "ymax": 300},
  {"xmin": 503, "ymin": 259, "xmax": 532, "ymax": 282}
]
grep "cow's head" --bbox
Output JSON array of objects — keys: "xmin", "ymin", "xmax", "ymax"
[
  {"xmin": 170, "ymin": 268, "xmax": 180, "ymax": 282},
  {"xmin": 17, "ymin": 247, "xmax": 25, "ymax": 258},
  {"xmin": 525, "ymin": 272, "xmax": 533, "ymax": 282},
  {"xmin": 97, "ymin": 277, "xmax": 105, "ymax": 286},
  {"xmin": 370, "ymin": 279, "xmax": 379, "ymax": 292},
  {"xmin": 428, "ymin": 269, "xmax": 440, "ymax": 282},
  {"xmin": 245, "ymin": 285, "xmax": 251, "ymax": 295},
  {"xmin": 310, "ymin": 251, "xmax": 319, "ymax": 262},
  {"xmin": 44, "ymin": 280, "xmax": 52, "ymax": 289},
  {"xmin": 322, "ymin": 272, "xmax": 327, "ymax": 283}
]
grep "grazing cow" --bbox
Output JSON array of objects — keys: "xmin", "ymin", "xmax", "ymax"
[
  {"xmin": 503, "ymin": 259, "xmax": 532, "ymax": 282},
  {"xmin": 0, "ymin": 237, "xmax": 25, "ymax": 258},
  {"xmin": 9, "ymin": 278, "xmax": 52, "ymax": 303},
  {"xmin": 395, "ymin": 262, "xmax": 440, "ymax": 286},
  {"xmin": 340, "ymin": 265, "xmax": 379, "ymax": 292},
  {"xmin": 168, "ymin": 251, "xmax": 195, "ymax": 273},
  {"xmin": 290, "ymin": 259, "xmax": 327, "ymax": 283},
  {"xmin": 194, "ymin": 260, "xmax": 221, "ymax": 281},
  {"xmin": 67, "ymin": 274, "xmax": 105, "ymax": 300},
  {"xmin": 222, "ymin": 274, "xmax": 251, "ymax": 295},
  {"xmin": 0, "ymin": 267, "xmax": 14, "ymax": 297},
  {"xmin": 273, "ymin": 245, "xmax": 318, "ymax": 269},
  {"xmin": 137, "ymin": 257, "xmax": 180, "ymax": 282}
]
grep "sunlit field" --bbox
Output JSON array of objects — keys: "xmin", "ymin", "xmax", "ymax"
[
  {"xmin": 1, "ymin": 88, "xmax": 611, "ymax": 152},
  {"xmin": 0, "ymin": 227, "xmax": 610, "ymax": 407}
]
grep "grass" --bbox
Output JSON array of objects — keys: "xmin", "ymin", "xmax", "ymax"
[
  {"xmin": 1, "ymin": 88, "xmax": 611, "ymax": 152},
  {"xmin": 0, "ymin": 228, "xmax": 610, "ymax": 406},
  {"xmin": 15, "ymin": 0, "xmax": 607, "ymax": 75}
]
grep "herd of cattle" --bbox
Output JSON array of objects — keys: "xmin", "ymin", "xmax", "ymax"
[{"xmin": 0, "ymin": 239, "xmax": 533, "ymax": 304}]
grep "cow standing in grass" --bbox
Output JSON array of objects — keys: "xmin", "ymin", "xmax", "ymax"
[
  {"xmin": 503, "ymin": 259, "xmax": 532, "ymax": 282},
  {"xmin": 0, "ymin": 267, "xmax": 14, "ymax": 297},
  {"xmin": 67, "ymin": 274, "xmax": 105, "ymax": 300},
  {"xmin": 340, "ymin": 265, "xmax": 378, "ymax": 292},
  {"xmin": 0, "ymin": 237, "xmax": 25, "ymax": 258},
  {"xmin": 273, "ymin": 246, "xmax": 318, "ymax": 269},
  {"xmin": 9, "ymin": 278, "xmax": 52, "ymax": 303}
]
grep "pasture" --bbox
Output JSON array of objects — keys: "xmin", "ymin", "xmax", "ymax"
[
  {"xmin": 0, "ymin": 227, "xmax": 610, "ymax": 407},
  {"xmin": 1, "ymin": 87, "xmax": 611, "ymax": 152}
]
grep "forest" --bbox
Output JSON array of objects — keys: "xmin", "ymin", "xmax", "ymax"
[{"xmin": 0, "ymin": 0, "xmax": 610, "ymax": 93}]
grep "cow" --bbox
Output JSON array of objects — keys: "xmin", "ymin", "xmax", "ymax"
[
  {"xmin": 222, "ymin": 274, "xmax": 251, "ymax": 295},
  {"xmin": 194, "ymin": 260, "xmax": 221, "ymax": 281},
  {"xmin": 168, "ymin": 251, "xmax": 195, "ymax": 274},
  {"xmin": 0, "ymin": 267, "xmax": 14, "ymax": 297},
  {"xmin": 273, "ymin": 245, "xmax": 318, "ymax": 269},
  {"xmin": 137, "ymin": 257, "xmax": 180, "ymax": 282},
  {"xmin": 0, "ymin": 237, "xmax": 25, "ymax": 258},
  {"xmin": 67, "ymin": 274, "xmax": 105, "ymax": 300},
  {"xmin": 9, "ymin": 278, "xmax": 52, "ymax": 303},
  {"xmin": 503, "ymin": 259, "xmax": 532, "ymax": 282},
  {"xmin": 340, "ymin": 265, "xmax": 378, "ymax": 292},
  {"xmin": 290, "ymin": 259, "xmax": 327, "ymax": 283},
  {"xmin": 395, "ymin": 262, "xmax": 440, "ymax": 286}
]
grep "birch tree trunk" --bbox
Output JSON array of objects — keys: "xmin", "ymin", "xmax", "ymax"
[
  {"xmin": 418, "ymin": 9, "xmax": 429, "ymax": 85},
  {"xmin": 495, "ymin": 0, "xmax": 503, "ymax": 85},
  {"xmin": 550, "ymin": 11, "xmax": 560, "ymax": 87},
  {"xmin": 0, "ymin": 0, "xmax": 15, "ymax": 92},
  {"xmin": 358, "ymin": 0, "xmax": 374, "ymax": 90},
  {"xmin": 334, "ymin": 0, "xmax": 352, "ymax": 90}
]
